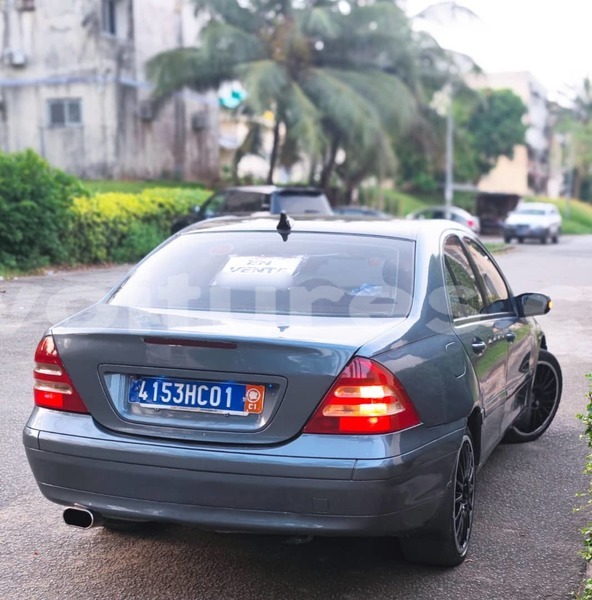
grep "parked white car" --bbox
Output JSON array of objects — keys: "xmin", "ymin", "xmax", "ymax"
[
  {"xmin": 406, "ymin": 206, "xmax": 481, "ymax": 234},
  {"xmin": 503, "ymin": 203, "xmax": 562, "ymax": 244}
]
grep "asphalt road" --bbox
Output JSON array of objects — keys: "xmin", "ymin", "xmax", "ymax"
[{"xmin": 1, "ymin": 236, "xmax": 591, "ymax": 600}]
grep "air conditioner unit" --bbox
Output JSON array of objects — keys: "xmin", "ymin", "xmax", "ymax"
[
  {"xmin": 191, "ymin": 112, "xmax": 207, "ymax": 131},
  {"xmin": 7, "ymin": 49, "xmax": 28, "ymax": 68},
  {"xmin": 138, "ymin": 101, "xmax": 155, "ymax": 122},
  {"xmin": 16, "ymin": 0, "xmax": 36, "ymax": 10}
]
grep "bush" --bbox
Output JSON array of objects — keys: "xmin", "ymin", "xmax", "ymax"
[
  {"xmin": 577, "ymin": 375, "xmax": 592, "ymax": 599},
  {"xmin": 355, "ymin": 188, "xmax": 420, "ymax": 216},
  {"xmin": 0, "ymin": 150, "xmax": 84, "ymax": 270},
  {"xmin": 68, "ymin": 188, "xmax": 210, "ymax": 264}
]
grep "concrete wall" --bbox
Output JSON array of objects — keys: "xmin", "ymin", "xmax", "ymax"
[{"xmin": 0, "ymin": 0, "xmax": 219, "ymax": 181}]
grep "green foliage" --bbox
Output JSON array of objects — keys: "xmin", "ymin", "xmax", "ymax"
[
  {"xmin": 577, "ymin": 375, "xmax": 592, "ymax": 599},
  {"xmin": 0, "ymin": 150, "xmax": 84, "ymax": 270},
  {"xmin": 68, "ymin": 188, "xmax": 210, "ymax": 264},
  {"xmin": 359, "ymin": 187, "xmax": 429, "ymax": 216},
  {"xmin": 453, "ymin": 88, "xmax": 527, "ymax": 183},
  {"xmin": 553, "ymin": 78, "xmax": 592, "ymax": 202},
  {"xmin": 147, "ymin": 0, "xmax": 455, "ymax": 191}
]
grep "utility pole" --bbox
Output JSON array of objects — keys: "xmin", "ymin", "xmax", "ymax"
[
  {"xmin": 432, "ymin": 84, "xmax": 454, "ymax": 217},
  {"xmin": 444, "ymin": 96, "xmax": 454, "ymax": 217},
  {"xmin": 565, "ymin": 134, "xmax": 574, "ymax": 219}
]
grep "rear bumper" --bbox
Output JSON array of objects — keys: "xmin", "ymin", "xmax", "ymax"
[
  {"xmin": 23, "ymin": 409, "xmax": 464, "ymax": 536},
  {"xmin": 503, "ymin": 224, "xmax": 551, "ymax": 239}
]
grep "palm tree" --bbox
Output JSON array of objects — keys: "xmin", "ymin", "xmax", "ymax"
[{"xmin": 147, "ymin": 0, "xmax": 423, "ymax": 187}]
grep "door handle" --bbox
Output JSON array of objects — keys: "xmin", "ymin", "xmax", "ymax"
[
  {"xmin": 471, "ymin": 339, "xmax": 487, "ymax": 355},
  {"xmin": 505, "ymin": 332, "xmax": 516, "ymax": 343}
]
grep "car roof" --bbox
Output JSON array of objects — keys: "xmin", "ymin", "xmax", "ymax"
[
  {"xmin": 179, "ymin": 214, "xmax": 472, "ymax": 242},
  {"xmin": 516, "ymin": 202, "xmax": 556, "ymax": 211},
  {"xmin": 415, "ymin": 205, "xmax": 472, "ymax": 216},
  {"xmin": 221, "ymin": 185, "xmax": 324, "ymax": 195}
]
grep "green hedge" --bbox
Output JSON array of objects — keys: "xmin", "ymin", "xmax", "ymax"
[
  {"xmin": 578, "ymin": 375, "xmax": 592, "ymax": 599},
  {"xmin": 358, "ymin": 188, "xmax": 429, "ymax": 216},
  {"xmin": 68, "ymin": 188, "xmax": 210, "ymax": 264},
  {"xmin": 0, "ymin": 150, "xmax": 84, "ymax": 270}
]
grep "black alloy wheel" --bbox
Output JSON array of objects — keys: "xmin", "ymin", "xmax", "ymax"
[
  {"xmin": 400, "ymin": 433, "xmax": 476, "ymax": 567},
  {"xmin": 503, "ymin": 349, "xmax": 562, "ymax": 443},
  {"xmin": 453, "ymin": 436, "xmax": 475, "ymax": 555}
]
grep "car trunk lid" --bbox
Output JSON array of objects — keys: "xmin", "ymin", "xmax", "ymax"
[{"xmin": 52, "ymin": 304, "xmax": 405, "ymax": 445}]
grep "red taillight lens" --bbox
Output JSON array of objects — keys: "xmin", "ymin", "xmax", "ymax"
[
  {"xmin": 303, "ymin": 357, "xmax": 421, "ymax": 435},
  {"xmin": 33, "ymin": 336, "xmax": 89, "ymax": 414}
]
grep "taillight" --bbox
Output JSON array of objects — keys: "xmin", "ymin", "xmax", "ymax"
[
  {"xmin": 467, "ymin": 219, "xmax": 475, "ymax": 229},
  {"xmin": 33, "ymin": 336, "xmax": 89, "ymax": 414},
  {"xmin": 303, "ymin": 357, "xmax": 420, "ymax": 435}
]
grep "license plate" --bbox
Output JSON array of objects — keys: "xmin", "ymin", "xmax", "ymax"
[{"xmin": 128, "ymin": 376, "xmax": 265, "ymax": 415}]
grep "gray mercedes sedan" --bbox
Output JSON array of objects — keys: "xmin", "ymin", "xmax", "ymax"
[{"xmin": 23, "ymin": 216, "xmax": 562, "ymax": 567}]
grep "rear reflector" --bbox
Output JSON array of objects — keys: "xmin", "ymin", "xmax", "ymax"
[
  {"xmin": 303, "ymin": 357, "xmax": 420, "ymax": 435},
  {"xmin": 33, "ymin": 336, "xmax": 89, "ymax": 414}
]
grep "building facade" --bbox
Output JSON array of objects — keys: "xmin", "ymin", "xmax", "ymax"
[
  {"xmin": 0, "ymin": 0, "xmax": 219, "ymax": 181},
  {"xmin": 468, "ymin": 71, "xmax": 551, "ymax": 196}
]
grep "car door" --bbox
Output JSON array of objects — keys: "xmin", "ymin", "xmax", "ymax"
[
  {"xmin": 443, "ymin": 235, "xmax": 510, "ymax": 459},
  {"xmin": 462, "ymin": 237, "xmax": 533, "ymax": 430}
]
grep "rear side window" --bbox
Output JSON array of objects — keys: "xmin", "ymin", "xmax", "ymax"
[
  {"xmin": 110, "ymin": 232, "xmax": 415, "ymax": 318},
  {"xmin": 443, "ymin": 236, "xmax": 484, "ymax": 319},
  {"xmin": 222, "ymin": 192, "xmax": 267, "ymax": 213},
  {"xmin": 463, "ymin": 238, "xmax": 512, "ymax": 314},
  {"xmin": 274, "ymin": 193, "xmax": 332, "ymax": 215}
]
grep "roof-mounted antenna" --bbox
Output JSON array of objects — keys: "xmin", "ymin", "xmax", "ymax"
[{"xmin": 276, "ymin": 212, "xmax": 293, "ymax": 242}]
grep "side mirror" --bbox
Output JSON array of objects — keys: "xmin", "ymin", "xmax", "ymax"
[{"xmin": 517, "ymin": 293, "xmax": 552, "ymax": 317}]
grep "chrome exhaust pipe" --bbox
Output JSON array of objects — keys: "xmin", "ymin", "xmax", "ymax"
[{"xmin": 63, "ymin": 507, "xmax": 101, "ymax": 529}]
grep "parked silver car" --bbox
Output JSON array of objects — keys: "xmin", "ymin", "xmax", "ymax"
[
  {"xmin": 406, "ymin": 205, "xmax": 481, "ymax": 234},
  {"xmin": 172, "ymin": 185, "xmax": 333, "ymax": 233},
  {"xmin": 503, "ymin": 202, "xmax": 562, "ymax": 244},
  {"xmin": 24, "ymin": 216, "xmax": 561, "ymax": 567}
]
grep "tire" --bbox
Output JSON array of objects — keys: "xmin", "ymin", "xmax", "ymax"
[
  {"xmin": 518, "ymin": 237, "xmax": 524, "ymax": 244},
  {"xmin": 552, "ymin": 230, "xmax": 559, "ymax": 244},
  {"xmin": 400, "ymin": 432, "xmax": 476, "ymax": 567},
  {"xmin": 503, "ymin": 349, "xmax": 562, "ymax": 443},
  {"xmin": 540, "ymin": 230, "xmax": 549, "ymax": 244},
  {"xmin": 504, "ymin": 235, "xmax": 512, "ymax": 244}
]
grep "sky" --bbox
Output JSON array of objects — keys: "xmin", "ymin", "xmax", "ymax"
[{"xmin": 404, "ymin": 0, "xmax": 592, "ymax": 98}]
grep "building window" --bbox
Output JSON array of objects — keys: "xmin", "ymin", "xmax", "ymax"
[
  {"xmin": 102, "ymin": 0, "xmax": 117, "ymax": 35},
  {"xmin": 48, "ymin": 99, "xmax": 83, "ymax": 128}
]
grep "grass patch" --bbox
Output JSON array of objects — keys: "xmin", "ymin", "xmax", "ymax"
[{"xmin": 484, "ymin": 242, "xmax": 510, "ymax": 254}]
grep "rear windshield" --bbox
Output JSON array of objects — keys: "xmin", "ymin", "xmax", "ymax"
[
  {"xmin": 273, "ymin": 193, "xmax": 333, "ymax": 215},
  {"xmin": 109, "ymin": 232, "xmax": 414, "ymax": 318}
]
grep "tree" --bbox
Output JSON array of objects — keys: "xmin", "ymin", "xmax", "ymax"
[
  {"xmin": 147, "ymin": 0, "xmax": 430, "ymax": 188},
  {"xmin": 556, "ymin": 78, "xmax": 592, "ymax": 200},
  {"xmin": 467, "ymin": 89, "xmax": 527, "ymax": 176}
]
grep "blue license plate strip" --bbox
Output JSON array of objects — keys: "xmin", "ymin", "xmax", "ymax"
[{"xmin": 128, "ymin": 376, "xmax": 265, "ymax": 415}]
